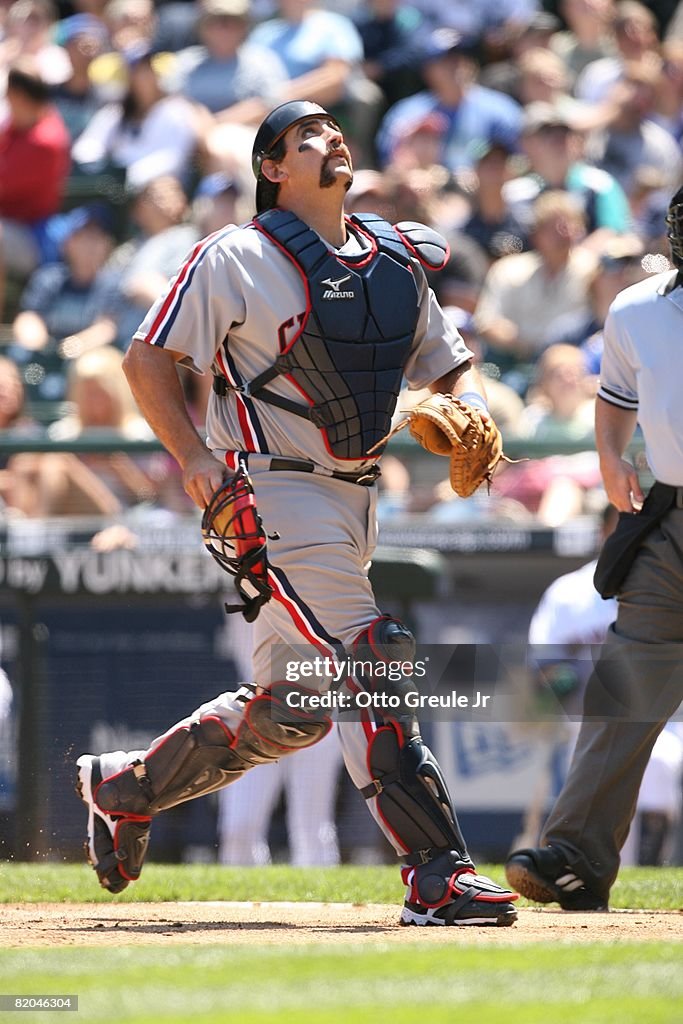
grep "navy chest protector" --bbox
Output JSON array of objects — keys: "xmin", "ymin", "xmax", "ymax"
[{"xmin": 215, "ymin": 210, "xmax": 448, "ymax": 460}]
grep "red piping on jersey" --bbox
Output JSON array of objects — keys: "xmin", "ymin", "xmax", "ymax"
[
  {"xmin": 393, "ymin": 226, "xmax": 450, "ymax": 271},
  {"xmin": 347, "ymin": 677, "xmax": 376, "ymax": 744},
  {"xmin": 215, "ymin": 347, "xmax": 258, "ymax": 452},
  {"xmin": 144, "ymin": 228, "xmax": 225, "ymax": 346},
  {"xmin": 267, "ymin": 567, "xmax": 339, "ymax": 660},
  {"xmin": 336, "ymin": 217, "xmax": 377, "ymax": 268}
]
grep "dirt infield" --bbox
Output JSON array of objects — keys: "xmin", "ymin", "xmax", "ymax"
[{"xmin": 4, "ymin": 902, "xmax": 683, "ymax": 946}]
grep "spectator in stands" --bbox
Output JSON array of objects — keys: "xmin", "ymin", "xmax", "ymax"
[
  {"xmin": 462, "ymin": 138, "xmax": 531, "ymax": 262},
  {"xmin": 517, "ymin": 343, "xmax": 596, "ymax": 442},
  {"xmin": 579, "ymin": 235, "xmax": 649, "ymax": 372},
  {"xmin": 103, "ymin": 175, "xmax": 199, "ymax": 347},
  {"xmin": 72, "ymin": 42, "xmax": 200, "ymax": 190},
  {"xmin": 492, "ymin": 450, "xmax": 603, "ymax": 525},
  {"xmin": 249, "ymin": 0, "xmax": 363, "ymax": 105},
  {"xmin": 50, "ymin": 14, "xmax": 109, "ymax": 144},
  {"xmin": 505, "ymin": 101, "xmax": 631, "ymax": 243},
  {"xmin": 474, "ymin": 190, "xmax": 596, "ymax": 386},
  {"xmin": 516, "ymin": 47, "xmax": 573, "ymax": 108},
  {"xmin": 429, "ymin": 233, "xmax": 490, "ymax": 313},
  {"xmin": 583, "ymin": 57, "xmax": 683, "ymax": 197},
  {"xmin": 0, "ymin": 356, "xmax": 35, "ymax": 434},
  {"xmin": 11, "ymin": 205, "xmax": 118, "ymax": 380},
  {"xmin": 574, "ymin": 0, "xmax": 660, "ymax": 103},
  {"xmin": 248, "ymin": 0, "xmax": 381, "ymax": 159},
  {"xmin": 102, "ymin": 0, "xmax": 156, "ymax": 53},
  {"xmin": 6, "ymin": 346, "xmax": 161, "ymax": 519},
  {"xmin": 550, "ymin": 0, "xmax": 617, "ymax": 80},
  {"xmin": 0, "ymin": 0, "xmax": 71, "ymax": 85},
  {"xmin": 171, "ymin": 0, "xmax": 286, "ymax": 121},
  {"xmin": 652, "ymin": 39, "xmax": 683, "ymax": 141},
  {"xmin": 0, "ymin": 61, "xmax": 70, "ymax": 322},
  {"xmin": 354, "ymin": 0, "xmax": 426, "ymax": 110},
  {"xmin": 344, "ymin": 166, "xmax": 439, "ymax": 227},
  {"xmin": 376, "ymin": 27, "xmax": 523, "ymax": 172},
  {"xmin": 478, "ymin": 11, "xmax": 563, "ymax": 99},
  {"xmin": 383, "ymin": 109, "xmax": 450, "ymax": 174},
  {"xmin": 407, "ymin": 0, "xmax": 541, "ymax": 41},
  {"xmin": 191, "ymin": 171, "xmax": 243, "ymax": 236}
]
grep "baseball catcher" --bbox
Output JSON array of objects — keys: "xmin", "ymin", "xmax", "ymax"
[{"xmin": 75, "ymin": 100, "xmax": 518, "ymax": 926}]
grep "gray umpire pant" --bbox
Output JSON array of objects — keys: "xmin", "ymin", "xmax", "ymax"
[{"xmin": 542, "ymin": 507, "xmax": 683, "ymax": 898}]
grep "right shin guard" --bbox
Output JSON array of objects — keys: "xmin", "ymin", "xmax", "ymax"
[{"xmin": 95, "ymin": 685, "xmax": 332, "ymax": 818}]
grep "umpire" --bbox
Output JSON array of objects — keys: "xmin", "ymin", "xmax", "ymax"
[{"xmin": 506, "ymin": 186, "xmax": 683, "ymax": 910}]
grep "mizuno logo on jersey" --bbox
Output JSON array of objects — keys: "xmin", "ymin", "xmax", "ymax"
[{"xmin": 321, "ymin": 274, "xmax": 355, "ymax": 300}]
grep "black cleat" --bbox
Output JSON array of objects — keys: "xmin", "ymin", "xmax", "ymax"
[
  {"xmin": 76, "ymin": 754, "xmax": 151, "ymax": 894},
  {"xmin": 400, "ymin": 868, "xmax": 519, "ymax": 926},
  {"xmin": 505, "ymin": 846, "xmax": 608, "ymax": 911}
]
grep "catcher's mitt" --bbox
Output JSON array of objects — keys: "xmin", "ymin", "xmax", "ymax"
[
  {"xmin": 375, "ymin": 393, "xmax": 507, "ymax": 498},
  {"xmin": 201, "ymin": 463, "xmax": 274, "ymax": 621}
]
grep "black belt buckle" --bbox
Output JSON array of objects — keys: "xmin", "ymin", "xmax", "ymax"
[{"xmin": 354, "ymin": 463, "xmax": 381, "ymax": 486}]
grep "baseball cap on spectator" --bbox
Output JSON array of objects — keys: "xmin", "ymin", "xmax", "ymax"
[
  {"xmin": 397, "ymin": 110, "xmax": 448, "ymax": 141},
  {"xmin": 418, "ymin": 27, "xmax": 476, "ymax": 65},
  {"xmin": 519, "ymin": 11, "xmax": 562, "ymax": 38},
  {"xmin": 598, "ymin": 234, "xmax": 644, "ymax": 271},
  {"xmin": 522, "ymin": 102, "xmax": 573, "ymax": 135},
  {"xmin": 195, "ymin": 172, "xmax": 241, "ymax": 199},
  {"xmin": 56, "ymin": 13, "xmax": 108, "ymax": 46},
  {"xmin": 49, "ymin": 203, "xmax": 115, "ymax": 250},
  {"xmin": 467, "ymin": 136, "xmax": 516, "ymax": 162},
  {"xmin": 200, "ymin": 0, "xmax": 249, "ymax": 18},
  {"xmin": 121, "ymin": 39, "xmax": 155, "ymax": 67}
]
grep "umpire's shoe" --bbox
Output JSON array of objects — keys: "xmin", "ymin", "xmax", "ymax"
[
  {"xmin": 400, "ymin": 867, "xmax": 519, "ymax": 927},
  {"xmin": 505, "ymin": 846, "xmax": 608, "ymax": 911},
  {"xmin": 75, "ymin": 755, "xmax": 151, "ymax": 894}
]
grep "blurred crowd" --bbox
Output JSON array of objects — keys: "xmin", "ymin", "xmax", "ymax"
[{"xmin": 0, "ymin": 0, "xmax": 682, "ymax": 526}]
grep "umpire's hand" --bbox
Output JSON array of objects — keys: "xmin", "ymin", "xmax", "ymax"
[{"xmin": 600, "ymin": 454, "xmax": 644, "ymax": 513}]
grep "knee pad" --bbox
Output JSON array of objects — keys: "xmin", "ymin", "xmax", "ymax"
[
  {"xmin": 236, "ymin": 682, "xmax": 332, "ymax": 762},
  {"xmin": 361, "ymin": 723, "xmax": 472, "ymax": 904},
  {"xmin": 353, "ymin": 615, "xmax": 416, "ymax": 664},
  {"xmin": 95, "ymin": 684, "xmax": 332, "ymax": 818}
]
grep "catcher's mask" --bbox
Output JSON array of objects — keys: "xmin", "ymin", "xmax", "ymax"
[
  {"xmin": 665, "ymin": 185, "xmax": 683, "ymax": 268},
  {"xmin": 252, "ymin": 100, "xmax": 340, "ymax": 213},
  {"xmin": 201, "ymin": 464, "xmax": 274, "ymax": 622}
]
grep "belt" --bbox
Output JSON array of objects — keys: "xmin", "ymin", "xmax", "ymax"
[
  {"xmin": 652, "ymin": 482, "xmax": 683, "ymax": 509},
  {"xmin": 237, "ymin": 452, "xmax": 381, "ymax": 487}
]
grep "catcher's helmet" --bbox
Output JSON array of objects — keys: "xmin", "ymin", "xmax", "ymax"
[
  {"xmin": 665, "ymin": 185, "xmax": 683, "ymax": 267},
  {"xmin": 252, "ymin": 100, "xmax": 339, "ymax": 213}
]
